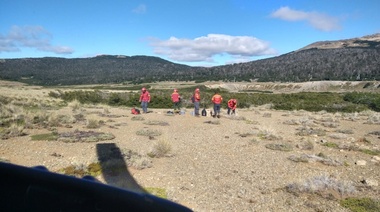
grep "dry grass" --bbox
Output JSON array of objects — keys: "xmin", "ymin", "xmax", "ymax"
[
  {"xmin": 286, "ymin": 175, "xmax": 356, "ymax": 200},
  {"xmin": 296, "ymin": 126, "xmax": 326, "ymax": 136},
  {"xmin": 68, "ymin": 100, "xmax": 82, "ymax": 112},
  {"xmin": 57, "ymin": 130, "xmax": 115, "ymax": 143},
  {"xmin": 144, "ymin": 120, "xmax": 170, "ymax": 126},
  {"xmin": 131, "ymin": 116, "xmax": 145, "ymax": 121},
  {"xmin": 136, "ymin": 129, "xmax": 162, "ymax": 137},
  {"xmin": 258, "ymin": 128, "xmax": 282, "ymax": 140},
  {"xmin": 288, "ymin": 154, "xmax": 343, "ymax": 166},
  {"xmin": 265, "ymin": 143, "xmax": 293, "ymax": 152},
  {"xmin": 148, "ymin": 139, "xmax": 172, "ymax": 158},
  {"xmin": 123, "ymin": 149, "xmax": 153, "ymax": 170},
  {"xmin": 86, "ymin": 119, "xmax": 101, "ymax": 129}
]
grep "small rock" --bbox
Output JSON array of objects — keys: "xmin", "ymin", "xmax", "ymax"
[
  {"xmin": 355, "ymin": 160, "xmax": 367, "ymax": 166},
  {"xmin": 372, "ymin": 156, "xmax": 380, "ymax": 161},
  {"xmin": 361, "ymin": 179, "xmax": 378, "ymax": 187}
]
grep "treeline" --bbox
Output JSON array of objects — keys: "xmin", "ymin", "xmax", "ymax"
[
  {"xmin": 1, "ymin": 44, "xmax": 379, "ymax": 85},
  {"xmin": 48, "ymin": 89, "xmax": 380, "ymax": 113},
  {"xmin": 209, "ymin": 48, "xmax": 380, "ymax": 82}
]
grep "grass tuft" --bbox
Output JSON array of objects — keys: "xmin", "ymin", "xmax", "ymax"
[
  {"xmin": 148, "ymin": 139, "xmax": 172, "ymax": 158},
  {"xmin": 145, "ymin": 187, "xmax": 168, "ymax": 199},
  {"xmin": 144, "ymin": 120, "xmax": 170, "ymax": 126},
  {"xmin": 286, "ymin": 175, "xmax": 356, "ymax": 200},
  {"xmin": 136, "ymin": 129, "xmax": 162, "ymax": 137},
  {"xmin": 131, "ymin": 116, "xmax": 145, "ymax": 121},
  {"xmin": 265, "ymin": 143, "xmax": 293, "ymax": 152},
  {"xmin": 86, "ymin": 119, "xmax": 100, "ymax": 129},
  {"xmin": 31, "ymin": 133, "xmax": 58, "ymax": 141}
]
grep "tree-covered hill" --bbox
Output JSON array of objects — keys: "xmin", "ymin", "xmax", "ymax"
[{"xmin": 0, "ymin": 34, "xmax": 379, "ymax": 85}]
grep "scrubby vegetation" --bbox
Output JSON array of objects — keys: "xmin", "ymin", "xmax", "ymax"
[
  {"xmin": 265, "ymin": 143, "xmax": 293, "ymax": 152},
  {"xmin": 47, "ymin": 89, "xmax": 380, "ymax": 113},
  {"xmin": 340, "ymin": 197, "xmax": 380, "ymax": 212},
  {"xmin": 286, "ymin": 175, "xmax": 356, "ymax": 200},
  {"xmin": 136, "ymin": 129, "xmax": 162, "ymax": 137},
  {"xmin": 148, "ymin": 139, "xmax": 172, "ymax": 158},
  {"xmin": 31, "ymin": 130, "xmax": 115, "ymax": 143}
]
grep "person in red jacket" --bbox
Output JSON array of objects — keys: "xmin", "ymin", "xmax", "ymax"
[
  {"xmin": 211, "ymin": 91, "xmax": 223, "ymax": 118},
  {"xmin": 139, "ymin": 87, "xmax": 150, "ymax": 113},
  {"xmin": 171, "ymin": 89, "xmax": 181, "ymax": 112},
  {"xmin": 227, "ymin": 99, "xmax": 237, "ymax": 115},
  {"xmin": 193, "ymin": 88, "xmax": 201, "ymax": 116}
]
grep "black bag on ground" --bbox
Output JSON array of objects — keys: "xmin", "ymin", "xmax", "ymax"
[{"xmin": 201, "ymin": 108, "xmax": 207, "ymax": 116}]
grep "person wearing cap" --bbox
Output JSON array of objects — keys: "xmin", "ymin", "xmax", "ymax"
[
  {"xmin": 211, "ymin": 90, "xmax": 223, "ymax": 118},
  {"xmin": 193, "ymin": 88, "xmax": 201, "ymax": 116},
  {"xmin": 139, "ymin": 87, "xmax": 150, "ymax": 113},
  {"xmin": 227, "ymin": 98, "xmax": 237, "ymax": 115},
  {"xmin": 171, "ymin": 89, "xmax": 181, "ymax": 112}
]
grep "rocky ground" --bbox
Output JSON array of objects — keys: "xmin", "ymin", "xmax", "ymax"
[{"xmin": 1, "ymin": 81, "xmax": 380, "ymax": 211}]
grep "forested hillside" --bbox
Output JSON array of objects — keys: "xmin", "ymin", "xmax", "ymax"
[
  {"xmin": 0, "ymin": 34, "xmax": 379, "ymax": 85},
  {"xmin": 209, "ymin": 47, "xmax": 380, "ymax": 82}
]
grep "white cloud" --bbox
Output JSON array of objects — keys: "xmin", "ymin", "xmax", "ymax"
[
  {"xmin": 0, "ymin": 25, "xmax": 74, "ymax": 54},
  {"xmin": 132, "ymin": 4, "xmax": 146, "ymax": 14},
  {"xmin": 271, "ymin": 6, "xmax": 341, "ymax": 31},
  {"xmin": 149, "ymin": 34, "xmax": 277, "ymax": 63}
]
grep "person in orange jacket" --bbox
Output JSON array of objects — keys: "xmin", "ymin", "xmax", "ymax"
[
  {"xmin": 139, "ymin": 87, "xmax": 150, "ymax": 113},
  {"xmin": 227, "ymin": 99, "xmax": 237, "ymax": 115},
  {"xmin": 193, "ymin": 88, "xmax": 201, "ymax": 116},
  {"xmin": 211, "ymin": 91, "xmax": 223, "ymax": 118},
  {"xmin": 171, "ymin": 89, "xmax": 181, "ymax": 112}
]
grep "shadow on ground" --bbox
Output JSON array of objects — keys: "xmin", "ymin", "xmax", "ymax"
[{"xmin": 96, "ymin": 143, "xmax": 146, "ymax": 193}]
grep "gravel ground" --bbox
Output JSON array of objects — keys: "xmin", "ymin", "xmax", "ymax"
[{"xmin": 1, "ymin": 103, "xmax": 380, "ymax": 211}]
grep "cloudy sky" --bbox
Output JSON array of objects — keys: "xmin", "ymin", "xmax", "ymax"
[{"xmin": 1, "ymin": 0, "xmax": 379, "ymax": 66}]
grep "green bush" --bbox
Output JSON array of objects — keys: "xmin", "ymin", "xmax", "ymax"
[
  {"xmin": 344, "ymin": 92, "xmax": 380, "ymax": 112},
  {"xmin": 47, "ymin": 89, "xmax": 379, "ymax": 113},
  {"xmin": 340, "ymin": 197, "xmax": 380, "ymax": 212}
]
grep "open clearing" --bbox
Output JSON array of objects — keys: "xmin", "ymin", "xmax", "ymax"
[{"xmin": 1, "ymin": 80, "xmax": 379, "ymax": 211}]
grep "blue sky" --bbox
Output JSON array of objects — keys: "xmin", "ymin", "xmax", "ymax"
[{"xmin": 1, "ymin": 0, "xmax": 379, "ymax": 67}]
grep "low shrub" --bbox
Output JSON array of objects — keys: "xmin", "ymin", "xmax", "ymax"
[
  {"xmin": 86, "ymin": 119, "xmax": 100, "ymax": 129},
  {"xmin": 145, "ymin": 187, "xmax": 167, "ymax": 199},
  {"xmin": 144, "ymin": 120, "xmax": 170, "ymax": 126},
  {"xmin": 286, "ymin": 175, "xmax": 356, "ymax": 200},
  {"xmin": 265, "ymin": 143, "xmax": 293, "ymax": 152},
  {"xmin": 31, "ymin": 133, "xmax": 58, "ymax": 141},
  {"xmin": 58, "ymin": 130, "xmax": 115, "ymax": 142},
  {"xmin": 322, "ymin": 142, "xmax": 339, "ymax": 148},
  {"xmin": 136, "ymin": 129, "xmax": 162, "ymax": 137},
  {"xmin": 131, "ymin": 116, "xmax": 145, "ymax": 121},
  {"xmin": 340, "ymin": 197, "xmax": 380, "ymax": 212},
  {"xmin": 148, "ymin": 139, "xmax": 172, "ymax": 158}
]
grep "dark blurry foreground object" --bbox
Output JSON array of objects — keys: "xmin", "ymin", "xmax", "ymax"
[{"xmin": 0, "ymin": 162, "xmax": 192, "ymax": 212}]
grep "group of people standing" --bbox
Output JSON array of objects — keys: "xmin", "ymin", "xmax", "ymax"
[{"xmin": 138, "ymin": 87, "xmax": 237, "ymax": 117}]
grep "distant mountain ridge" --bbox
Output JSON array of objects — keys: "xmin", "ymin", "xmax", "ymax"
[
  {"xmin": 298, "ymin": 33, "xmax": 380, "ymax": 51},
  {"xmin": 0, "ymin": 34, "xmax": 379, "ymax": 85}
]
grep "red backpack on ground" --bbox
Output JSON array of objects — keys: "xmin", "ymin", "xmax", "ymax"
[{"xmin": 131, "ymin": 108, "xmax": 140, "ymax": 115}]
